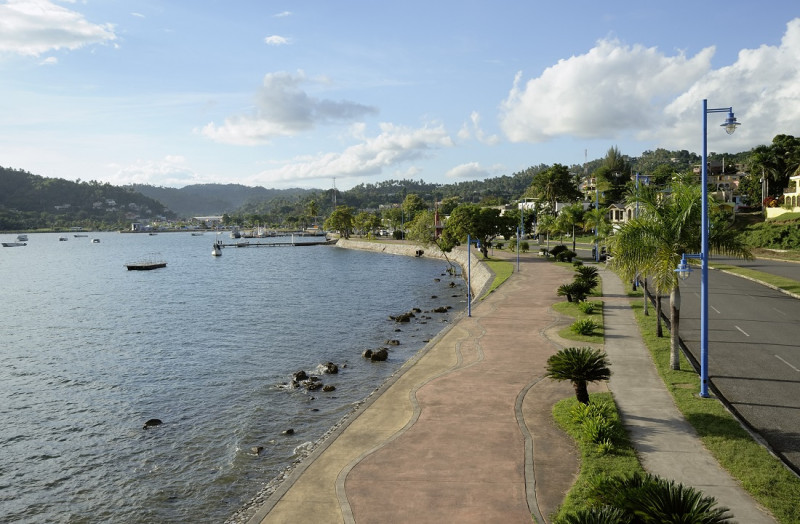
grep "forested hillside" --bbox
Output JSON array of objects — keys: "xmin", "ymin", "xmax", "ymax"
[
  {"xmin": 130, "ymin": 183, "xmax": 314, "ymax": 217},
  {"xmin": 0, "ymin": 166, "xmax": 174, "ymax": 231}
]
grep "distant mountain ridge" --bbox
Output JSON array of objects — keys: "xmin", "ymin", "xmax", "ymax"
[{"xmin": 130, "ymin": 183, "xmax": 315, "ymax": 217}]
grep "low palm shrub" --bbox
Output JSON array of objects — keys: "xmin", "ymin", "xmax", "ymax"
[{"xmin": 545, "ymin": 347, "xmax": 611, "ymax": 404}]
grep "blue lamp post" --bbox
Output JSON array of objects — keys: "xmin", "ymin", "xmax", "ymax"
[
  {"xmin": 466, "ymin": 234, "xmax": 481, "ymax": 317},
  {"xmin": 675, "ymin": 99, "xmax": 740, "ymax": 398}
]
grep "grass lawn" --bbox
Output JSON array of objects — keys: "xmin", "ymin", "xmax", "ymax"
[
  {"xmin": 630, "ymin": 298, "xmax": 800, "ymax": 523},
  {"xmin": 550, "ymin": 393, "xmax": 644, "ymax": 522},
  {"xmin": 480, "ymin": 258, "xmax": 514, "ymax": 299},
  {"xmin": 551, "ymin": 300, "xmax": 604, "ymax": 343}
]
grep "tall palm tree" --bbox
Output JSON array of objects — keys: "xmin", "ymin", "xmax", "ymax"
[
  {"xmin": 608, "ymin": 184, "xmax": 752, "ymax": 370},
  {"xmin": 558, "ymin": 203, "xmax": 585, "ymax": 252},
  {"xmin": 545, "ymin": 347, "xmax": 611, "ymax": 405}
]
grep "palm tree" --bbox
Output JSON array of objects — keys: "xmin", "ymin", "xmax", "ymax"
[
  {"xmin": 545, "ymin": 347, "xmax": 611, "ymax": 404},
  {"xmin": 557, "ymin": 203, "xmax": 585, "ymax": 252},
  {"xmin": 608, "ymin": 184, "xmax": 752, "ymax": 370}
]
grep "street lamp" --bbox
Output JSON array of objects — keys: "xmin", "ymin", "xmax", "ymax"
[
  {"xmin": 675, "ymin": 99, "xmax": 740, "ymax": 398},
  {"xmin": 466, "ymin": 234, "xmax": 481, "ymax": 317}
]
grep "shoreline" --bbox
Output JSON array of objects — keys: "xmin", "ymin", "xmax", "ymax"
[{"xmin": 226, "ymin": 239, "xmax": 495, "ymax": 524}]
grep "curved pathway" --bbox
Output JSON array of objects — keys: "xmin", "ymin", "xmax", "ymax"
[{"xmin": 247, "ymin": 251, "xmax": 774, "ymax": 523}]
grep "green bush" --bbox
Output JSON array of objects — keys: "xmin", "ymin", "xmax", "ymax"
[
  {"xmin": 550, "ymin": 244, "xmax": 569, "ymax": 256},
  {"xmin": 578, "ymin": 301, "xmax": 597, "ymax": 314},
  {"xmin": 744, "ymin": 222, "xmax": 800, "ymax": 249},
  {"xmin": 572, "ymin": 260, "xmax": 584, "ymax": 267},
  {"xmin": 571, "ymin": 318, "xmax": 598, "ymax": 335},
  {"xmin": 520, "ymin": 241, "xmax": 529, "ymax": 253},
  {"xmin": 556, "ymin": 249, "xmax": 577, "ymax": 262},
  {"xmin": 582, "ymin": 415, "xmax": 616, "ymax": 444},
  {"xmin": 570, "ymin": 401, "xmax": 613, "ymax": 425}
]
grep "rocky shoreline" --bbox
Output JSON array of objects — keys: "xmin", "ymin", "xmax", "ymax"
[{"xmin": 225, "ymin": 239, "xmax": 495, "ymax": 524}]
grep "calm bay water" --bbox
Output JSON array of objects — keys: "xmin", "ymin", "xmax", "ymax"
[{"xmin": 0, "ymin": 232, "xmax": 465, "ymax": 523}]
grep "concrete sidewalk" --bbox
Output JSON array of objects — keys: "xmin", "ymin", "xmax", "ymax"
[{"xmin": 246, "ymin": 254, "xmax": 775, "ymax": 523}]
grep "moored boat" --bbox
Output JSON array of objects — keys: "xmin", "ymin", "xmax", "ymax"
[
  {"xmin": 2, "ymin": 242, "xmax": 26, "ymax": 247},
  {"xmin": 125, "ymin": 261, "xmax": 167, "ymax": 271}
]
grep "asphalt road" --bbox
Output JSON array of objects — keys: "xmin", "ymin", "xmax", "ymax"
[
  {"xmin": 667, "ymin": 269, "xmax": 800, "ymax": 474},
  {"xmin": 711, "ymin": 254, "xmax": 800, "ymax": 282},
  {"xmin": 564, "ymin": 243, "xmax": 800, "ymax": 473}
]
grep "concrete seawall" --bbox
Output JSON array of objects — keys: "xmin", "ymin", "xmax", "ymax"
[{"xmin": 335, "ymin": 238, "xmax": 495, "ymax": 301}]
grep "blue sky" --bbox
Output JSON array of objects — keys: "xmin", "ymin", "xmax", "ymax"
[{"xmin": 1, "ymin": 1, "xmax": 799, "ymax": 190}]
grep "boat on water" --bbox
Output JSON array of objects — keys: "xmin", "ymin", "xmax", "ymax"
[
  {"xmin": 212, "ymin": 240, "xmax": 223, "ymax": 256},
  {"xmin": 74, "ymin": 234, "xmax": 88, "ymax": 237},
  {"xmin": 17, "ymin": 234, "xmax": 29, "ymax": 242},
  {"xmin": 92, "ymin": 238, "xmax": 101, "ymax": 243},
  {"xmin": 191, "ymin": 232, "xmax": 204, "ymax": 236},
  {"xmin": 125, "ymin": 253, "xmax": 167, "ymax": 270},
  {"xmin": 59, "ymin": 237, "xmax": 68, "ymax": 241},
  {"xmin": 125, "ymin": 261, "xmax": 167, "ymax": 271},
  {"xmin": 2, "ymin": 242, "xmax": 26, "ymax": 247}
]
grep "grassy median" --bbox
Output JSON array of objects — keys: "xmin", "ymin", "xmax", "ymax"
[{"xmin": 630, "ymin": 299, "xmax": 800, "ymax": 523}]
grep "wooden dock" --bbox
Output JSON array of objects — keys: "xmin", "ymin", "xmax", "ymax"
[{"xmin": 219, "ymin": 239, "xmax": 335, "ymax": 248}]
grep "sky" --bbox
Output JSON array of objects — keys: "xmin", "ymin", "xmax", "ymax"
[{"xmin": 2, "ymin": 1, "xmax": 800, "ymax": 191}]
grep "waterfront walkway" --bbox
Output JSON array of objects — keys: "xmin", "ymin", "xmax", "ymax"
[{"xmin": 247, "ymin": 252, "xmax": 775, "ymax": 523}]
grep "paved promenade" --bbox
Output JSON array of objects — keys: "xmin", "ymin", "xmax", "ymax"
[{"xmin": 247, "ymin": 252, "xmax": 775, "ymax": 523}]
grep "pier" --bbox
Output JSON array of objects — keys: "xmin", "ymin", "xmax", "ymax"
[{"xmin": 217, "ymin": 239, "xmax": 335, "ymax": 248}]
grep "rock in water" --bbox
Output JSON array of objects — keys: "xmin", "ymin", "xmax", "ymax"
[{"xmin": 143, "ymin": 418, "xmax": 162, "ymax": 429}]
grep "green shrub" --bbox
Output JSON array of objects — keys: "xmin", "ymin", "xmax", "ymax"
[
  {"xmin": 582, "ymin": 415, "xmax": 616, "ymax": 444},
  {"xmin": 596, "ymin": 438, "xmax": 615, "ymax": 455},
  {"xmin": 570, "ymin": 401, "xmax": 613, "ymax": 425},
  {"xmin": 578, "ymin": 301, "xmax": 596, "ymax": 314},
  {"xmin": 556, "ymin": 249, "xmax": 577, "ymax": 262},
  {"xmin": 572, "ymin": 260, "xmax": 584, "ymax": 267},
  {"xmin": 520, "ymin": 241, "xmax": 530, "ymax": 253},
  {"xmin": 571, "ymin": 318, "xmax": 598, "ymax": 335},
  {"xmin": 550, "ymin": 244, "xmax": 569, "ymax": 256}
]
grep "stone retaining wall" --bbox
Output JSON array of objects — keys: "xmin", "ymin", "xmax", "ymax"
[{"xmin": 335, "ymin": 238, "xmax": 495, "ymax": 300}]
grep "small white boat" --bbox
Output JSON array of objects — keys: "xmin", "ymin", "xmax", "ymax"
[
  {"xmin": 17, "ymin": 234, "xmax": 28, "ymax": 242},
  {"xmin": 92, "ymin": 238, "xmax": 100, "ymax": 243},
  {"xmin": 212, "ymin": 240, "xmax": 223, "ymax": 256}
]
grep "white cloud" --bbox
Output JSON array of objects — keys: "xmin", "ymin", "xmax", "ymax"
[
  {"xmin": 655, "ymin": 18, "xmax": 800, "ymax": 151},
  {"xmin": 500, "ymin": 18, "xmax": 800, "ymax": 153},
  {"xmin": 107, "ymin": 155, "xmax": 205, "ymax": 187},
  {"xmin": 201, "ymin": 70, "xmax": 379, "ymax": 145},
  {"xmin": 249, "ymin": 122, "xmax": 454, "ymax": 184},
  {"xmin": 0, "ymin": 0, "xmax": 117, "ymax": 57},
  {"xmin": 273, "ymin": 11, "xmax": 291, "ymax": 18},
  {"xmin": 39, "ymin": 55, "xmax": 57, "ymax": 65},
  {"xmin": 500, "ymin": 38, "xmax": 713, "ymax": 142},
  {"xmin": 445, "ymin": 162, "xmax": 492, "ymax": 179},
  {"xmin": 458, "ymin": 111, "xmax": 500, "ymax": 145},
  {"xmin": 264, "ymin": 35, "xmax": 289, "ymax": 46}
]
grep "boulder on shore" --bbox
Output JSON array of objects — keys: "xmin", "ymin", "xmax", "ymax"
[{"xmin": 370, "ymin": 348, "xmax": 389, "ymax": 362}]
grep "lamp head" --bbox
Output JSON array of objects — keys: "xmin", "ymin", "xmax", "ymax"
[
  {"xmin": 722, "ymin": 110, "xmax": 740, "ymax": 135},
  {"xmin": 675, "ymin": 258, "xmax": 693, "ymax": 281}
]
